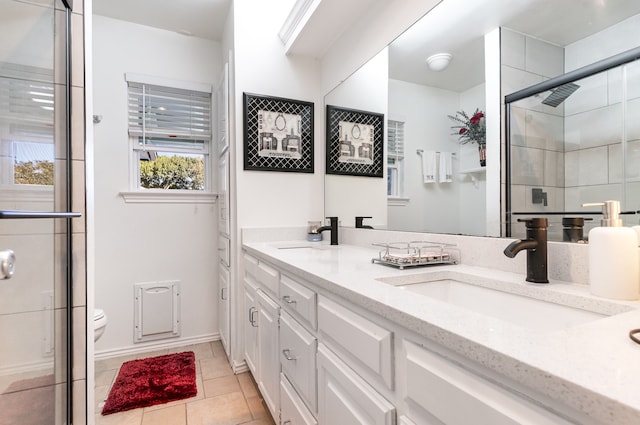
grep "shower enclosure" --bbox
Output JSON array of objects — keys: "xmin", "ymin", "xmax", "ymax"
[
  {"xmin": 505, "ymin": 46, "xmax": 640, "ymax": 241},
  {"xmin": 0, "ymin": 0, "xmax": 78, "ymax": 423}
]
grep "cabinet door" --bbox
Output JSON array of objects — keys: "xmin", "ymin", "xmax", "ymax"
[
  {"xmin": 218, "ymin": 264, "xmax": 230, "ymax": 357},
  {"xmin": 317, "ymin": 344, "xmax": 395, "ymax": 425},
  {"xmin": 281, "ymin": 374, "xmax": 318, "ymax": 425},
  {"xmin": 257, "ymin": 288, "xmax": 281, "ymax": 419},
  {"xmin": 244, "ymin": 279, "xmax": 258, "ymax": 374}
]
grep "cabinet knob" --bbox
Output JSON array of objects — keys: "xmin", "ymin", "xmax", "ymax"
[
  {"xmin": 282, "ymin": 349, "xmax": 297, "ymax": 361},
  {"xmin": 282, "ymin": 295, "xmax": 296, "ymax": 304}
]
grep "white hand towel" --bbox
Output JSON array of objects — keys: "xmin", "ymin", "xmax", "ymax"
[
  {"xmin": 439, "ymin": 152, "xmax": 453, "ymax": 183},
  {"xmin": 421, "ymin": 150, "xmax": 436, "ymax": 184}
]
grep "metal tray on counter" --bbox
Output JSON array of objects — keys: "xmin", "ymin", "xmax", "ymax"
[{"xmin": 371, "ymin": 241, "xmax": 459, "ymax": 269}]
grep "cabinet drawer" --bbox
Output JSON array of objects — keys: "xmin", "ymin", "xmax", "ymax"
[
  {"xmin": 401, "ymin": 340, "xmax": 573, "ymax": 425},
  {"xmin": 318, "ymin": 295, "xmax": 393, "ymax": 389},
  {"xmin": 244, "ymin": 253, "xmax": 280, "ymax": 295},
  {"xmin": 317, "ymin": 343, "xmax": 395, "ymax": 425},
  {"xmin": 280, "ymin": 311, "xmax": 317, "ymax": 412},
  {"xmin": 280, "ymin": 274, "xmax": 317, "ymax": 329},
  {"xmin": 281, "ymin": 374, "xmax": 317, "ymax": 425},
  {"xmin": 256, "ymin": 260, "xmax": 280, "ymax": 295},
  {"xmin": 244, "ymin": 253, "xmax": 259, "ymax": 279}
]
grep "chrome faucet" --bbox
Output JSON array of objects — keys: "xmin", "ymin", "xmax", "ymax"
[
  {"xmin": 317, "ymin": 217, "xmax": 339, "ymax": 245},
  {"xmin": 503, "ymin": 218, "xmax": 548, "ymax": 283}
]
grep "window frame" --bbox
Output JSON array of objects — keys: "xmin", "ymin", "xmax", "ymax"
[
  {"xmin": 124, "ymin": 73, "xmax": 215, "ymax": 200},
  {"xmin": 387, "ymin": 119, "xmax": 406, "ymax": 201}
]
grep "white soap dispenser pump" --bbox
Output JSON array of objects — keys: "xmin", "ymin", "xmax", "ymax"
[{"xmin": 583, "ymin": 200, "xmax": 639, "ymax": 300}]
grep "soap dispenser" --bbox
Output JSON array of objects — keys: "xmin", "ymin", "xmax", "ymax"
[{"xmin": 582, "ymin": 201, "xmax": 639, "ymax": 300}]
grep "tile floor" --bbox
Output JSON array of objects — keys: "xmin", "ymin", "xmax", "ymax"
[{"xmin": 94, "ymin": 341, "xmax": 276, "ymax": 425}]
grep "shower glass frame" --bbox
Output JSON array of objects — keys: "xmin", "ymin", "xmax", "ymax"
[{"xmin": 504, "ymin": 45, "xmax": 640, "ymax": 238}]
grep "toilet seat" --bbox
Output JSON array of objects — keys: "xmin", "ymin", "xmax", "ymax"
[
  {"xmin": 94, "ymin": 308, "xmax": 105, "ymax": 321},
  {"xmin": 94, "ymin": 308, "xmax": 108, "ymax": 342}
]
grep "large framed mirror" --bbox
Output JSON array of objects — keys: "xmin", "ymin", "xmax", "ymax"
[{"xmin": 324, "ymin": 0, "xmax": 640, "ymax": 242}]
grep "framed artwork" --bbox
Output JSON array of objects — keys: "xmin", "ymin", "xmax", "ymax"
[
  {"xmin": 325, "ymin": 105, "xmax": 384, "ymax": 177},
  {"xmin": 243, "ymin": 92, "xmax": 314, "ymax": 173}
]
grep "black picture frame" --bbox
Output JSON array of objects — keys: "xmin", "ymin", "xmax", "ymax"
[
  {"xmin": 325, "ymin": 105, "xmax": 384, "ymax": 177},
  {"xmin": 243, "ymin": 93, "xmax": 314, "ymax": 173}
]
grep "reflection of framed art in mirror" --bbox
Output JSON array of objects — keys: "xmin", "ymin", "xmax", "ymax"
[{"xmin": 326, "ymin": 105, "xmax": 384, "ymax": 177}]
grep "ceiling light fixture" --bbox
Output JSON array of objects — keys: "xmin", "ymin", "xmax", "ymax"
[{"xmin": 426, "ymin": 53, "xmax": 452, "ymax": 72}]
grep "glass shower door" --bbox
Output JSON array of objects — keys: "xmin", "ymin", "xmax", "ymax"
[{"xmin": 0, "ymin": 1, "xmax": 76, "ymax": 424}]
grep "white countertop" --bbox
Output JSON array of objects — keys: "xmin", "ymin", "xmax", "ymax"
[{"xmin": 243, "ymin": 241, "xmax": 640, "ymax": 425}]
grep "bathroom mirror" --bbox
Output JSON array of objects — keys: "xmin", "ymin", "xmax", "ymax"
[{"xmin": 324, "ymin": 0, "xmax": 640, "ymax": 241}]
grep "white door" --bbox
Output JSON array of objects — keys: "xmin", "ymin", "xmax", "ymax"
[
  {"xmin": 244, "ymin": 280, "xmax": 258, "ymax": 373},
  {"xmin": 0, "ymin": 1, "xmax": 77, "ymax": 424},
  {"xmin": 218, "ymin": 264, "xmax": 230, "ymax": 357}
]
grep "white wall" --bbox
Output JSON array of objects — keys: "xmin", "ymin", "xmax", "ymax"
[
  {"xmin": 324, "ymin": 48, "xmax": 389, "ymax": 228},
  {"xmin": 387, "ymin": 79, "xmax": 460, "ymax": 233},
  {"xmin": 232, "ymin": 1, "xmax": 324, "ymax": 230},
  {"xmin": 459, "ymin": 83, "xmax": 487, "ymax": 235},
  {"xmin": 229, "ymin": 0, "xmax": 324, "ymax": 368},
  {"xmin": 92, "ymin": 15, "xmax": 221, "ymax": 354},
  {"xmin": 385, "ymin": 79, "xmax": 487, "ymax": 235}
]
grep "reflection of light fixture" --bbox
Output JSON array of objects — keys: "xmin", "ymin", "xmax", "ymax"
[{"xmin": 426, "ymin": 53, "xmax": 452, "ymax": 71}]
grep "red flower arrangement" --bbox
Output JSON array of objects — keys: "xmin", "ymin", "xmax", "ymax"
[{"xmin": 448, "ymin": 108, "xmax": 486, "ymax": 146}]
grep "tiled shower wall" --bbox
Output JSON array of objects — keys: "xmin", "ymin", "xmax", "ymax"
[
  {"xmin": 502, "ymin": 24, "xmax": 640, "ymax": 239},
  {"xmin": 563, "ymin": 59, "xmax": 640, "ymax": 221},
  {"xmin": 501, "ymin": 28, "xmax": 566, "ymax": 239}
]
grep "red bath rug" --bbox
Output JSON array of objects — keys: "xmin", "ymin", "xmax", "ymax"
[{"xmin": 102, "ymin": 351, "xmax": 197, "ymax": 415}]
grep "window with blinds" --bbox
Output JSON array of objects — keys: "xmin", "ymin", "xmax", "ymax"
[
  {"xmin": 0, "ymin": 68, "xmax": 55, "ymax": 186},
  {"xmin": 126, "ymin": 79, "xmax": 212, "ymax": 191},
  {"xmin": 387, "ymin": 120, "xmax": 405, "ymax": 197}
]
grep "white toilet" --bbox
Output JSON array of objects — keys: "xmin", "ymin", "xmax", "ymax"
[{"xmin": 94, "ymin": 308, "xmax": 108, "ymax": 342}]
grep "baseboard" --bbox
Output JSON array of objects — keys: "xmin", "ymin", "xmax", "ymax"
[
  {"xmin": 94, "ymin": 333, "xmax": 220, "ymax": 361},
  {"xmin": 232, "ymin": 359, "xmax": 249, "ymax": 374}
]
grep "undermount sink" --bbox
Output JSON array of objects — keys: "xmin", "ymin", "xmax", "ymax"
[
  {"xmin": 378, "ymin": 271, "xmax": 631, "ymax": 332},
  {"xmin": 270, "ymin": 241, "xmax": 333, "ymax": 250}
]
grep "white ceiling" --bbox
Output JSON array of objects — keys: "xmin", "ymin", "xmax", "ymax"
[
  {"xmin": 91, "ymin": 0, "xmax": 640, "ymax": 92},
  {"xmin": 390, "ymin": 0, "xmax": 640, "ymax": 91},
  {"xmin": 92, "ymin": 0, "xmax": 231, "ymax": 40}
]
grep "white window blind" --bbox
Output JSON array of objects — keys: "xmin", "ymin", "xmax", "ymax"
[
  {"xmin": 127, "ymin": 81, "xmax": 211, "ymax": 151},
  {"xmin": 387, "ymin": 120, "xmax": 405, "ymax": 160}
]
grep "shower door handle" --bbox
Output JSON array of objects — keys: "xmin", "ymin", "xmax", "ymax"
[
  {"xmin": 0, "ymin": 249, "xmax": 16, "ymax": 280},
  {"xmin": 0, "ymin": 210, "xmax": 81, "ymax": 219}
]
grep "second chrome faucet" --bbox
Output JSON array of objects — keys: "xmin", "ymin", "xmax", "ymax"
[{"xmin": 503, "ymin": 218, "xmax": 548, "ymax": 283}]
